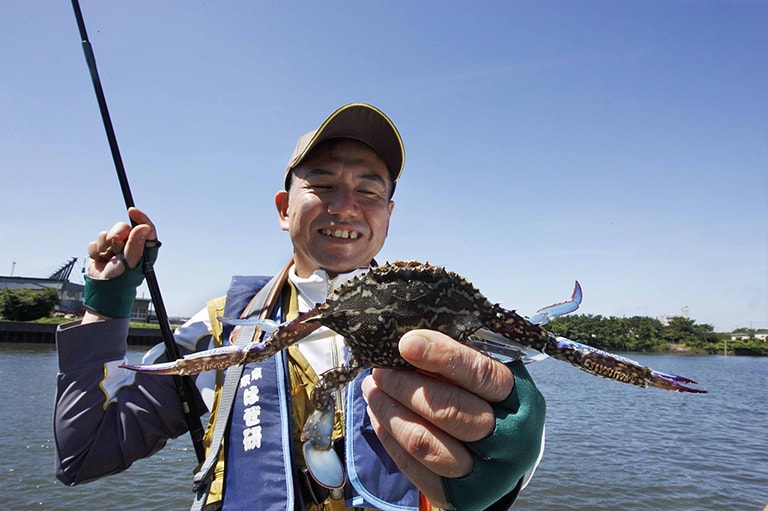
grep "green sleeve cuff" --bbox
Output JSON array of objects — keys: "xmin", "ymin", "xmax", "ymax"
[
  {"xmin": 82, "ymin": 245, "xmax": 160, "ymax": 318},
  {"xmin": 442, "ymin": 361, "xmax": 546, "ymax": 511}
]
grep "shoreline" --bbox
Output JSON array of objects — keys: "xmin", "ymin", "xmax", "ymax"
[
  {"xmin": 0, "ymin": 320, "xmax": 163, "ymax": 346},
  {"xmin": 1, "ymin": 320, "xmax": 764, "ymax": 355}
]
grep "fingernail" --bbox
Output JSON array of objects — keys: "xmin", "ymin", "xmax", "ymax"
[
  {"xmin": 360, "ymin": 375, "xmax": 373, "ymax": 402},
  {"xmin": 399, "ymin": 332, "xmax": 429, "ymax": 361}
]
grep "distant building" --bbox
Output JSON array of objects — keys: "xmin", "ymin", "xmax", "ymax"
[
  {"xmin": 659, "ymin": 306, "xmax": 690, "ymax": 326},
  {"xmin": 0, "ymin": 258, "xmax": 152, "ymax": 321},
  {"xmin": 730, "ymin": 331, "xmax": 768, "ymax": 342},
  {"xmin": 131, "ymin": 297, "xmax": 153, "ymax": 322}
]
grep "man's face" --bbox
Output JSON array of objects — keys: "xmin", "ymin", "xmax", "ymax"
[{"xmin": 275, "ymin": 139, "xmax": 395, "ymax": 278}]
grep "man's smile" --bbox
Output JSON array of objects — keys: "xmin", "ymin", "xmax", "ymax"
[{"xmin": 320, "ymin": 228, "xmax": 361, "ymax": 240}]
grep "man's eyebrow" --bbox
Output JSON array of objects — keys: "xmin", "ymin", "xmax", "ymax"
[
  {"xmin": 359, "ymin": 173, "xmax": 387, "ymax": 187},
  {"xmin": 303, "ymin": 168, "xmax": 335, "ymax": 179},
  {"xmin": 302, "ymin": 168, "xmax": 387, "ymax": 187}
]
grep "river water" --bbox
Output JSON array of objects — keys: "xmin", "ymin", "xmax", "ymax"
[{"xmin": 1, "ymin": 343, "xmax": 766, "ymax": 510}]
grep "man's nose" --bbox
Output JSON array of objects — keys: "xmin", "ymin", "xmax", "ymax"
[{"xmin": 326, "ymin": 189, "xmax": 360, "ymax": 217}]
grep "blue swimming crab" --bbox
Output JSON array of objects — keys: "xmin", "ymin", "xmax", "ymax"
[{"xmin": 121, "ymin": 261, "xmax": 705, "ymax": 488}]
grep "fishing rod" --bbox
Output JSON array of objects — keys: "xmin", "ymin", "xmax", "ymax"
[{"xmin": 70, "ymin": 0, "xmax": 205, "ymax": 463}]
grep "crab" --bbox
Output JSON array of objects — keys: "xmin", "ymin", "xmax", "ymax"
[{"xmin": 122, "ymin": 261, "xmax": 705, "ymax": 488}]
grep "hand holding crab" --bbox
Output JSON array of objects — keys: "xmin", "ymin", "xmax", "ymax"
[{"xmin": 362, "ymin": 329, "xmax": 518, "ymax": 509}]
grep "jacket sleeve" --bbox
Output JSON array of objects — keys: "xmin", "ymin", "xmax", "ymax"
[{"xmin": 53, "ymin": 311, "xmax": 212, "ymax": 486}]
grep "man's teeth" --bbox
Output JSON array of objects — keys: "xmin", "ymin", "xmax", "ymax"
[{"xmin": 322, "ymin": 229, "xmax": 359, "ymax": 239}]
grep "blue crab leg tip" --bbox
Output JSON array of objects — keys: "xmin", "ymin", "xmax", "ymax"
[
  {"xmin": 533, "ymin": 280, "xmax": 583, "ymax": 320},
  {"xmin": 651, "ymin": 371, "xmax": 707, "ymax": 393},
  {"xmin": 653, "ymin": 370, "xmax": 699, "ymax": 385},
  {"xmin": 674, "ymin": 385, "xmax": 708, "ymax": 394},
  {"xmin": 572, "ymin": 280, "xmax": 583, "ymax": 304}
]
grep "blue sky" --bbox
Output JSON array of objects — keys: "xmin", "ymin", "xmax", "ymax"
[{"xmin": 1, "ymin": 1, "xmax": 766, "ymax": 332}]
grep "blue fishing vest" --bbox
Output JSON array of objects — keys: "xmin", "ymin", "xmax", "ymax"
[{"xmin": 219, "ymin": 276, "xmax": 420, "ymax": 511}]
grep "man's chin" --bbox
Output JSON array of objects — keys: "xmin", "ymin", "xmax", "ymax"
[{"xmin": 318, "ymin": 254, "xmax": 372, "ymax": 276}]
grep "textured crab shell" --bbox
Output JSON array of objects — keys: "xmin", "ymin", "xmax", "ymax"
[{"xmin": 306, "ymin": 261, "xmax": 500, "ymax": 368}]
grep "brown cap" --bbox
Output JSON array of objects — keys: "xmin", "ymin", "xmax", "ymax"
[{"xmin": 284, "ymin": 103, "xmax": 404, "ymax": 189}]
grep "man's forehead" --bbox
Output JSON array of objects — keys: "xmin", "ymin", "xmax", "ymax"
[
  {"xmin": 301, "ymin": 138, "xmax": 386, "ymax": 167},
  {"xmin": 297, "ymin": 167, "xmax": 388, "ymax": 184},
  {"xmin": 297, "ymin": 140, "xmax": 389, "ymax": 177}
]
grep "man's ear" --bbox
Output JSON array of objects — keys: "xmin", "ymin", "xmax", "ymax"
[{"xmin": 275, "ymin": 190, "xmax": 290, "ymax": 231}]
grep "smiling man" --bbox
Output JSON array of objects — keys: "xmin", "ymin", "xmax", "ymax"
[
  {"xmin": 53, "ymin": 103, "xmax": 546, "ymax": 511},
  {"xmin": 277, "ymin": 138, "xmax": 395, "ymax": 278}
]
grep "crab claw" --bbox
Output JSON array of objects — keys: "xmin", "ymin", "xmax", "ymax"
[
  {"xmin": 648, "ymin": 370, "xmax": 708, "ymax": 394},
  {"xmin": 303, "ymin": 441, "xmax": 345, "ymax": 489},
  {"xmin": 302, "ymin": 406, "xmax": 335, "ymax": 450},
  {"xmin": 301, "ymin": 403, "xmax": 345, "ymax": 489},
  {"xmin": 529, "ymin": 280, "xmax": 582, "ymax": 325}
]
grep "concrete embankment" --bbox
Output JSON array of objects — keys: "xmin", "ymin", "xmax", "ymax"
[{"xmin": 0, "ymin": 321, "xmax": 163, "ymax": 346}]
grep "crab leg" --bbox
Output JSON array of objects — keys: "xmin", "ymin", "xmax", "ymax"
[
  {"xmin": 122, "ymin": 308, "xmax": 326, "ymax": 376},
  {"xmin": 477, "ymin": 317, "xmax": 705, "ymax": 393},
  {"xmin": 469, "ymin": 329, "xmax": 547, "ymax": 363},
  {"xmin": 120, "ymin": 343, "xmax": 270, "ymax": 375},
  {"xmin": 476, "ymin": 280, "xmax": 706, "ymax": 393},
  {"xmin": 542, "ymin": 335, "xmax": 706, "ymax": 393}
]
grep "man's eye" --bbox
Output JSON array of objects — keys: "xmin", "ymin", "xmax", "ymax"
[{"xmin": 358, "ymin": 188, "xmax": 384, "ymax": 198}]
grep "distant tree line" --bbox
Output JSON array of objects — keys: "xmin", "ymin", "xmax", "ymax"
[
  {"xmin": 0, "ymin": 288, "xmax": 60, "ymax": 321},
  {"xmin": 0, "ymin": 287, "xmax": 765, "ymax": 356},
  {"xmin": 547, "ymin": 314, "xmax": 767, "ymax": 356}
]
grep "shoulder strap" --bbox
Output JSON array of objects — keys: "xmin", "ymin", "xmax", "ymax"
[{"xmin": 191, "ymin": 260, "xmax": 293, "ymax": 510}]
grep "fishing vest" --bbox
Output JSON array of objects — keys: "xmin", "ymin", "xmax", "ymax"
[{"xmin": 200, "ymin": 274, "xmax": 421, "ymax": 511}]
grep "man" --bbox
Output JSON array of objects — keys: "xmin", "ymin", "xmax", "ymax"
[{"xmin": 54, "ymin": 103, "xmax": 546, "ymax": 511}]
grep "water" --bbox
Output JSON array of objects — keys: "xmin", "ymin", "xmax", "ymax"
[
  {"xmin": 1, "ymin": 344, "xmax": 766, "ymax": 510},
  {"xmin": 0, "ymin": 344, "xmax": 197, "ymax": 510},
  {"xmin": 519, "ymin": 353, "xmax": 768, "ymax": 511}
]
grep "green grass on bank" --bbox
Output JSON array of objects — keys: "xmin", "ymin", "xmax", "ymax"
[{"xmin": 30, "ymin": 316, "xmax": 182, "ymax": 329}]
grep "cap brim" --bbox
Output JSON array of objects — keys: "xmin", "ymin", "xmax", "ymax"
[{"xmin": 285, "ymin": 103, "xmax": 404, "ymax": 185}]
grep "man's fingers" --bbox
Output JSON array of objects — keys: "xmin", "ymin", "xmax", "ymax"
[
  {"xmin": 127, "ymin": 207, "xmax": 158, "ymax": 240},
  {"xmin": 365, "ymin": 408, "xmax": 453, "ymax": 509},
  {"xmin": 399, "ymin": 330, "xmax": 515, "ymax": 403},
  {"xmin": 89, "ymin": 229, "xmax": 122, "ymax": 261},
  {"xmin": 123, "ymin": 224, "xmax": 153, "ymax": 269},
  {"xmin": 369, "ymin": 368, "xmax": 495, "ymax": 442},
  {"xmin": 83, "ymin": 209, "xmax": 157, "ymax": 279},
  {"xmin": 362, "ymin": 375, "xmax": 473, "ymax": 479},
  {"xmin": 87, "ymin": 231, "xmax": 127, "ymax": 279}
]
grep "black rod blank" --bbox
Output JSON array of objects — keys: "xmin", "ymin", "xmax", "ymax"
[{"xmin": 70, "ymin": 0, "xmax": 205, "ymax": 463}]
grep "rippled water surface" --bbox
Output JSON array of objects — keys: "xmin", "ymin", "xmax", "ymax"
[
  {"xmin": 1, "ymin": 344, "xmax": 766, "ymax": 510},
  {"xmin": 519, "ymin": 353, "xmax": 768, "ymax": 511}
]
